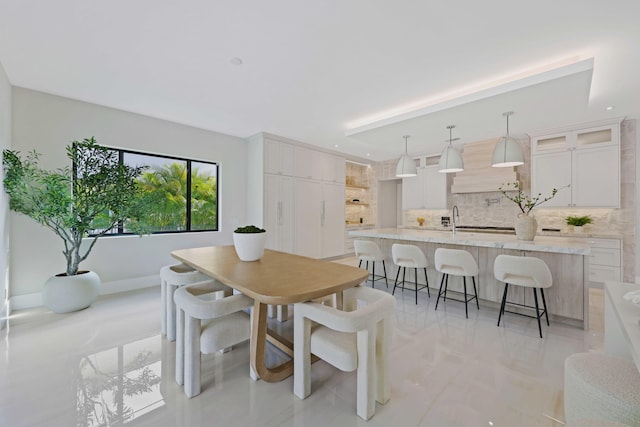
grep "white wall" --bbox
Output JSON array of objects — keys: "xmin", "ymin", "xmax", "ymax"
[
  {"xmin": 0, "ymin": 61, "xmax": 11, "ymax": 328},
  {"xmin": 10, "ymin": 88, "xmax": 247, "ymax": 300}
]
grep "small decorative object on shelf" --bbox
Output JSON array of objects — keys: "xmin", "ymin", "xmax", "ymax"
[
  {"xmin": 417, "ymin": 217, "xmax": 425, "ymax": 226},
  {"xmin": 565, "ymin": 215, "xmax": 593, "ymax": 233},
  {"xmin": 499, "ymin": 182, "xmax": 567, "ymax": 241},
  {"xmin": 233, "ymin": 225, "xmax": 266, "ymax": 261}
]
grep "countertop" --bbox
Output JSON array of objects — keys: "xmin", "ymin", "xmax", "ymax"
[
  {"xmin": 399, "ymin": 225, "xmax": 623, "ymax": 239},
  {"xmin": 348, "ymin": 227, "xmax": 591, "ymax": 255}
]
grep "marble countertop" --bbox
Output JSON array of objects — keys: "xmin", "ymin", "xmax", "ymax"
[
  {"xmin": 348, "ymin": 227, "xmax": 591, "ymax": 255},
  {"xmin": 399, "ymin": 225, "xmax": 623, "ymax": 239}
]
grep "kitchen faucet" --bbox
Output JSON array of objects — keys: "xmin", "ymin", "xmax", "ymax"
[{"xmin": 452, "ymin": 205, "xmax": 460, "ymax": 235}]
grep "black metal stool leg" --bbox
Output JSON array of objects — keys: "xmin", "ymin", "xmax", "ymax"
[
  {"xmin": 498, "ymin": 283, "xmax": 509, "ymax": 326},
  {"xmin": 533, "ymin": 288, "xmax": 543, "ymax": 338},
  {"xmin": 443, "ymin": 274, "xmax": 449, "ymax": 301},
  {"xmin": 392, "ymin": 266, "xmax": 401, "ymax": 295},
  {"xmin": 435, "ymin": 273, "xmax": 446, "ymax": 311},
  {"xmin": 540, "ymin": 288, "xmax": 550, "ymax": 326},
  {"xmin": 371, "ymin": 262, "xmax": 376, "ymax": 289},
  {"xmin": 463, "ymin": 276, "xmax": 468, "ymax": 319},
  {"xmin": 401, "ymin": 267, "xmax": 406, "ymax": 292},
  {"xmin": 358, "ymin": 259, "xmax": 362, "ymax": 268},
  {"xmin": 382, "ymin": 261, "xmax": 389, "ymax": 288},
  {"xmin": 423, "ymin": 268, "xmax": 430, "ymax": 297},
  {"xmin": 414, "ymin": 267, "xmax": 418, "ymax": 304},
  {"xmin": 472, "ymin": 277, "xmax": 479, "ymax": 309}
]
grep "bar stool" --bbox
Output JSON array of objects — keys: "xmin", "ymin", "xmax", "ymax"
[
  {"xmin": 434, "ymin": 248, "xmax": 479, "ymax": 318},
  {"xmin": 493, "ymin": 254, "xmax": 551, "ymax": 338},
  {"xmin": 354, "ymin": 240, "xmax": 388, "ymax": 288},
  {"xmin": 160, "ymin": 263, "xmax": 212, "ymax": 341},
  {"xmin": 391, "ymin": 244, "xmax": 430, "ymax": 304}
]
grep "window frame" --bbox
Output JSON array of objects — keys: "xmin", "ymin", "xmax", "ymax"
[{"xmin": 85, "ymin": 146, "xmax": 220, "ymax": 236}]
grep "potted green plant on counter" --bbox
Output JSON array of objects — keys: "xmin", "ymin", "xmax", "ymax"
[
  {"xmin": 233, "ymin": 225, "xmax": 267, "ymax": 261},
  {"xmin": 2, "ymin": 137, "xmax": 148, "ymax": 313},
  {"xmin": 565, "ymin": 215, "xmax": 593, "ymax": 233}
]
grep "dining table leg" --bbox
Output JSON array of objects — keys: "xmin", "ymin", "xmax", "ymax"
[{"xmin": 250, "ymin": 300, "xmax": 294, "ymax": 382}]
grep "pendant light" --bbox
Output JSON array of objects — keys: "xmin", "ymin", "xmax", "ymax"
[
  {"xmin": 438, "ymin": 125, "xmax": 464, "ymax": 173},
  {"xmin": 491, "ymin": 111, "xmax": 524, "ymax": 167},
  {"xmin": 395, "ymin": 135, "xmax": 417, "ymax": 177}
]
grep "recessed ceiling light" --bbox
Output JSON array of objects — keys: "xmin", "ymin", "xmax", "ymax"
[
  {"xmin": 605, "ymin": 106, "xmax": 615, "ymax": 111},
  {"xmin": 334, "ymin": 144, "xmax": 339, "ymax": 148},
  {"xmin": 366, "ymin": 153, "xmax": 370, "ymax": 157},
  {"xmin": 229, "ymin": 57, "xmax": 243, "ymax": 66}
]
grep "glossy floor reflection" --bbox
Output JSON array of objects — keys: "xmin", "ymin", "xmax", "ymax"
[{"xmin": 1, "ymin": 271, "xmax": 604, "ymax": 427}]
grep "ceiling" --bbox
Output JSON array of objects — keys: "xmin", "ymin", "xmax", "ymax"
[{"xmin": 1, "ymin": 0, "xmax": 638, "ymax": 161}]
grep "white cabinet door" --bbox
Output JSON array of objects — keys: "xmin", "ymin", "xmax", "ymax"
[
  {"xmin": 531, "ymin": 151, "xmax": 572, "ymax": 207},
  {"xmin": 294, "ymin": 146, "xmax": 322, "ymax": 180},
  {"xmin": 294, "ymin": 179, "xmax": 322, "ymax": 258},
  {"xmin": 321, "ymin": 183, "xmax": 346, "ymax": 258},
  {"xmin": 321, "ymin": 153, "xmax": 346, "ymax": 183},
  {"xmin": 573, "ymin": 145, "xmax": 620, "ymax": 208},
  {"xmin": 264, "ymin": 174, "xmax": 294, "ymax": 252},
  {"xmin": 265, "ymin": 139, "xmax": 294, "ymax": 175},
  {"xmin": 402, "ymin": 169, "xmax": 424, "ymax": 209},
  {"xmin": 423, "ymin": 165, "xmax": 447, "ymax": 209}
]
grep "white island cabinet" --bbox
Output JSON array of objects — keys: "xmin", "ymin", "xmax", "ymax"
[
  {"xmin": 349, "ymin": 228, "xmax": 591, "ymax": 328},
  {"xmin": 531, "ymin": 120, "xmax": 621, "ymax": 208}
]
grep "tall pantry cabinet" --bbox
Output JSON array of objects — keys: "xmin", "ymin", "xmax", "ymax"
[{"xmin": 246, "ymin": 133, "xmax": 345, "ymax": 258}]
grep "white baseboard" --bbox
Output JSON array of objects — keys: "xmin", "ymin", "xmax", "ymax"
[{"xmin": 10, "ymin": 274, "xmax": 160, "ymax": 311}]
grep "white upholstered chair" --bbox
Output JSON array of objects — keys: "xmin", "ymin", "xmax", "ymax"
[
  {"xmin": 160, "ymin": 263, "xmax": 210, "ymax": 341},
  {"xmin": 391, "ymin": 243, "xmax": 430, "ymax": 304},
  {"xmin": 493, "ymin": 254, "xmax": 552, "ymax": 338},
  {"xmin": 564, "ymin": 352, "xmax": 640, "ymax": 425},
  {"xmin": 293, "ymin": 287, "xmax": 396, "ymax": 420},
  {"xmin": 174, "ymin": 280, "xmax": 252, "ymax": 398},
  {"xmin": 354, "ymin": 240, "xmax": 388, "ymax": 288},
  {"xmin": 434, "ymin": 248, "xmax": 479, "ymax": 318}
]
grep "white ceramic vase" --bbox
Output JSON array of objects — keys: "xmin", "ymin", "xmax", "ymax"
[
  {"xmin": 515, "ymin": 213, "xmax": 537, "ymax": 241},
  {"xmin": 233, "ymin": 232, "xmax": 266, "ymax": 261},
  {"xmin": 42, "ymin": 270, "xmax": 101, "ymax": 313}
]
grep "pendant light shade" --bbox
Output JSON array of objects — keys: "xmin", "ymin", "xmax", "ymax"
[
  {"xmin": 438, "ymin": 125, "xmax": 464, "ymax": 173},
  {"xmin": 492, "ymin": 111, "xmax": 524, "ymax": 167},
  {"xmin": 395, "ymin": 135, "xmax": 417, "ymax": 177}
]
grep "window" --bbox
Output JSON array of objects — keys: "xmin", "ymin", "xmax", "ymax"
[{"xmin": 90, "ymin": 148, "xmax": 219, "ymax": 235}]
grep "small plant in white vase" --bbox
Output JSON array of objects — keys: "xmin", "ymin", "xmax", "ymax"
[
  {"xmin": 565, "ymin": 215, "xmax": 592, "ymax": 233},
  {"xmin": 233, "ymin": 225, "xmax": 266, "ymax": 261}
]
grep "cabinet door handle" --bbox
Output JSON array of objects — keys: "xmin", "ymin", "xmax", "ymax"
[
  {"xmin": 278, "ymin": 201, "xmax": 282, "ymax": 226},
  {"xmin": 321, "ymin": 201, "xmax": 325, "ymax": 227}
]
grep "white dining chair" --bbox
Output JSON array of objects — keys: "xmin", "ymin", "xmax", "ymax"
[
  {"xmin": 174, "ymin": 280, "xmax": 253, "ymax": 398},
  {"xmin": 160, "ymin": 263, "xmax": 210, "ymax": 341},
  {"xmin": 293, "ymin": 286, "xmax": 396, "ymax": 420}
]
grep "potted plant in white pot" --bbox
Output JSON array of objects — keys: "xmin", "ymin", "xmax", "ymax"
[
  {"xmin": 2, "ymin": 137, "xmax": 148, "ymax": 313},
  {"xmin": 233, "ymin": 225, "xmax": 266, "ymax": 261},
  {"xmin": 565, "ymin": 215, "xmax": 593, "ymax": 233}
]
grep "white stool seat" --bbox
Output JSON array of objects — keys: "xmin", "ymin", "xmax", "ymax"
[
  {"xmin": 174, "ymin": 280, "xmax": 253, "ymax": 398},
  {"xmin": 354, "ymin": 240, "xmax": 388, "ymax": 288},
  {"xmin": 434, "ymin": 248, "xmax": 479, "ymax": 318},
  {"xmin": 294, "ymin": 287, "xmax": 395, "ymax": 420},
  {"xmin": 564, "ymin": 352, "xmax": 640, "ymax": 425},
  {"xmin": 494, "ymin": 255, "xmax": 552, "ymax": 338},
  {"xmin": 391, "ymin": 244, "xmax": 430, "ymax": 304},
  {"xmin": 160, "ymin": 263, "xmax": 212, "ymax": 341}
]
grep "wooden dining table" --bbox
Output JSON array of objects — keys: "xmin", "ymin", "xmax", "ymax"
[{"xmin": 171, "ymin": 245, "xmax": 368, "ymax": 382}]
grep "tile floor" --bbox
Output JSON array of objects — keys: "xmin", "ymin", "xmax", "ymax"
[{"xmin": 0, "ymin": 258, "xmax": 605, "ymax": 427}]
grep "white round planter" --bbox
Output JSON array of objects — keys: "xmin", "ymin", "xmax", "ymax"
[
  {"xmin": 233, "ymin": 232, "xmax": 266, "ymax": 261},
  {"xmin": 42, "ymin": 270, "xmax": 101, "ymax": 313},
  {"xmin": 515, "ymin": 213, "xmax": 537, "ymax": 241}
]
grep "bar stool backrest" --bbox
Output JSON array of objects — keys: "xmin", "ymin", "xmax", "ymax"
[
  {"xmin": 392, "ymin": 244, "xmax": 428, "ymax": 268},
  {"xmin": 354, "ymin": 240, "xmax": 384, "ymax": 262},
  {"xmin": 434, "ymin": 248, "xmax": 478, "ymax": 276},
  {"xmin": 494, "ymin": 255, "xmax": 552, "ymax": 289}
]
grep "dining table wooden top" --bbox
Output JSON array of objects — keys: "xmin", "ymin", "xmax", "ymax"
[{"xmin": 171, "ymin": 245, "xmax": 369, "ymax": 305}]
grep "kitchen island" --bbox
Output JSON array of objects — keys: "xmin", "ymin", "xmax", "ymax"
[{"xmin": 349, "ymin": 228, "xmax": 591, "ymax": 328}]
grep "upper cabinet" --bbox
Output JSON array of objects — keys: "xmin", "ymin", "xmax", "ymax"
[
  {"xmin": 531, "ymin": 121, "xmax": 621, "ymax": 208},
  {"xmin": 402, "ymin": 158, "xmax": 447, "ymax": 210},
  {"xmin": 321, "ymin": 153, "xmax": 346, "ymax": 183},
  {"xmin": 265, "ymin": 138, "xmax": 295, "ymax": 175},
  {"xmin": 293, "ymin": 146, "xmax": 323, "ymax": 180}
]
